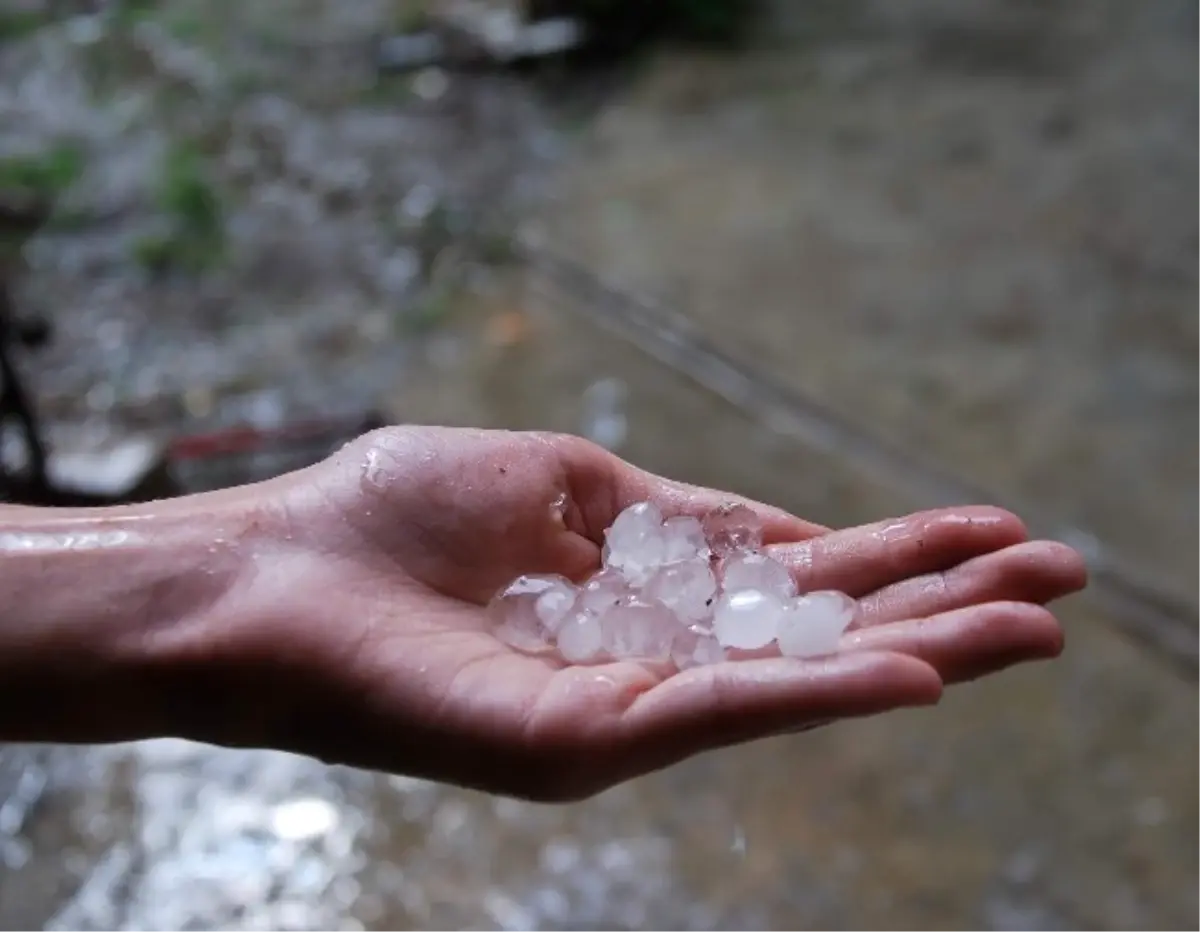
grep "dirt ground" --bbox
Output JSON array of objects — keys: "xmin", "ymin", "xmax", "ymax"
[{"xmin": 0, "ymin": 0, "xmax": 1196, "ymax": 928}]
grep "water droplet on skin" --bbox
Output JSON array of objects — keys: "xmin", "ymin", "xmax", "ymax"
[
  {"xmin": 0, "ymin": 530, "xmax": 138, "ymax": 552},
  {"xmin": 873, "ymin": 520, "xmax": 909, "ymax": 542},
  {"xmin": 549, "ymin": 492, "xmax": 568, "ymax": 526},
  {"xmin": 362, "ymin": 448, "xmax": 387, "ymax": 490}
]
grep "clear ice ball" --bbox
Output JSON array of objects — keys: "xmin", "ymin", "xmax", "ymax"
[
  {"xmin": 601, "ymin": 598, "xmax": 679, "ymax": 661},
  {"xmin": 557, "ymin": 611, "xmax": 605, "ymax": 663},
  {"xmin": 702, "ymin": 504, "xmax": 764, "ymax": 556},
  {"xmin": 777, "ymin": 591, "xmax": 856, "ymax": 658},
  {"xmin": 602, "ymin": 501, "xmax": 668, "ymax": 585},
  {"xmin": 712, "ymin": 588, "xmax": 785, "ymax": 650},
  {"xmin": 489, "ymin": 574, "xmax": 574, "ymax": 653},
  {"xmin": 720, "ymin": 551, "xmax": 795, "ymax": 601},
  {"xmin": 643, "ymin": 559, "xmax": 718, "ymax": 623}
]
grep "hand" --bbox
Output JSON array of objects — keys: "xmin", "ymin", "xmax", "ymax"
[{"xmin": 218, "ymin": 426, "xmax": 1086, "ymax": 801}]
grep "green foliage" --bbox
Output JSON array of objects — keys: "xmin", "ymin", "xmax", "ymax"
[
  {"xmin": 133, "ymin": 142, "xmax": 227, "ymax": 276},
  {"xmin": 0, "ymin": 7, "xmax": 48, "ymax": 41},
  {"xmin": 106, "ymin": 0, "xmax": 161, "ymax": 30},
  {"xmin": 157, "ymin": 144, "xmax": 223, "ymax": 240},
  {"xmin": 0, "ymin": 143, "xmax": 84, "ymax": 201},
  {"xmin": 399, "ymin": 281, "xmax": 457, "ymax": 335}
]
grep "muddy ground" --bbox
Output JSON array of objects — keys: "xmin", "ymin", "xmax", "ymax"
[{"xmin": 0, "ymin": 0, "xmax": 1196, "ymax": 928}]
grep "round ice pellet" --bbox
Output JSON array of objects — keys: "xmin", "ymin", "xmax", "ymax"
[
  {"xmin": 701, "ymin": 504, "xmax": 763, "ymax": 556},
  {"xmin": 712, "ymin": 588, "xmax": 784, "ymax": 650},
  {"xmin": 777, "ymin": 591, "xmax": 856, "ymax": 658},
  {"xmin": 557, "ymin": 612, "xmax": 605, "ymax": 663},
  {"xmin": 720, "ymin": 552, "xmax": 795, "ymax": 601}
]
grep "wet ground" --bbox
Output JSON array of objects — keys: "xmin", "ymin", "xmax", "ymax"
[{"xmin": 1, "ymin": 0, "xmax": 1196, "ymax": 929}]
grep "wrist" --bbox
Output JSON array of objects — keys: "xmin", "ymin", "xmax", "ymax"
[{"xmin": 0, "ymin": 483, "xmax": 288, "ymax": 744}]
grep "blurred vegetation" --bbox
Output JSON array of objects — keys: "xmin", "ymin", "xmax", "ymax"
[
  {"xmin": 0, "ymin": 143, "xmax": 87, "ymax": 261},
  {"xmin": 401, "ymin": 281, "xmax": 457, "ymax": 335},
  {"xmin": 0, "ymin": 6, "xmax": 49, "ymax": 41},
  {"xmin": 0, "ymin": 143, "xmax": 85, "ymax": 203},
  {"xmin": 133, "ymin": 142, "xmax": 227, "ymax": 276},
  {"xmin": 106, "ymin": 0, "xmax": 162, "ymax": 29},
  {"xmin": 389, "ymin": 2, "xmax": 431, "ymax": 34}
]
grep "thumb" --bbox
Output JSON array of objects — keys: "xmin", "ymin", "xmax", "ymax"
[{"xmin": 548, "ymin": 433, "xmax": 827, "ymax": 546}]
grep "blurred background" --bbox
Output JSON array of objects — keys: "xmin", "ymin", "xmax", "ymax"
[{"xmin": 0, "ymin": 0, "xmax": 1196, "ymax": 928}]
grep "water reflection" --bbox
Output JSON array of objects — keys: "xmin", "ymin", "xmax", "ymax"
[{"xmin": 5, "ymin": 737, "xmax": 753, "ymax": 930}]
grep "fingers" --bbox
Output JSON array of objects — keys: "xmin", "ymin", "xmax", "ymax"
[
  {"xmin": 639, "ymin": 474, "xmax": 828, "ymax": 544},
  {"xmin": 841, "ymin": 601, "xmax": 1064, "ymax": 684},
  {"xmin": 767, "ymin": 506, "xmax": 1029, "ymax": 597},
  {"xmin": 617, "ymin": 651, "xmax": 941, "ymax": 776},
  {"xmin": 854, "ymin": 540, "xmax": 1088, "ymax": 627}
]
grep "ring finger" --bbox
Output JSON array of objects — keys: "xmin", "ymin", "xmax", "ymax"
[{"xmin": 852, "ymin": 540, "xmax": 1088, "ymax": 628}]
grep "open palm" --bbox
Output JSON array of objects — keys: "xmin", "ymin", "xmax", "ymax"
[{"xmin": 259, "ymin": 426, "xmax": 1085, "ymax": 800}]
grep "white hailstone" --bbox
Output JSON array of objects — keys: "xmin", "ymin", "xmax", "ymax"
[
  {"xmin": 600, "ymin": 599, "xmax": 679, "ymax": 661},
  {"xmin": 692, "ymin": 636, "xmax": 728, "ymax": 666},
  {"xmin": 489, "ymin": 574, "xmax": 573, "ymax": 652},
  {"xmin": 660, "ymin": 515, "xmax": 710, "ymax": 564},
  {"xmin": 701, "ymin": 504, "xmax": 763, "ymax": 557},
  {"xmin": 534, "ymin": 581, "xmax": 577, "ymax": 635},
  {"xmin": 712, "ymin": 588, "xmax": 786, "ymax": 650},
  {"xmin": 602, "ymin": 501, "xmax": 668, "ymax": 585},
  {"xmin": 720, "ymin": 552, "xmax": 795, "ymax": 601},
  {"xmin": 777, "ymin": 591, "xmax": 857, "ymax": 658},
  {"xmin": 669, "ymin": 627, "xmax": 699, "ymax": 670},
  {"xmin": 557, "ymin": 611, "xmax": 605, "ymax": 663},
  {"xmin": 493, "ymin": 501, "xmax": 844, "ymax": 669},
  {"xmin": 671, "ymin": 630, "xmax": 728, "ymax": 670},
  {"xmin": 643, "ymin": 559, "xmax": 718, "ymax": 623},
  {"xmin": 578, "ymin": 567, "xmax": 628, "ymax": 615}
]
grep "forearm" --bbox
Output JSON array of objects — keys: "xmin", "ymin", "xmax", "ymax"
[{"xmin": 0, "ymin": 490, "xmax": 271, "ymax": 744}]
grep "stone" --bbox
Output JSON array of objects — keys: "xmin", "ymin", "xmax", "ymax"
[
  {"xmin": 643, "ymin": 559, "xmax": 718, "ymax": 623},
  {"xmin": 557, "ymin": 611, "xmax": 605, "ymax": 664},
  {"xmin": 712, "ymin": 588, "xmax": 785, "ymax": 650},
  {"xmin": 777, "ymin": 591, "xmax": 857, "ymax": 658},
  {"xmin": 702, "ymin": 504, "xmax": 764, "ymax": 556},
  {"xmin": 720, "ymin": 552, "xmax": 795, "ymax": 601}
]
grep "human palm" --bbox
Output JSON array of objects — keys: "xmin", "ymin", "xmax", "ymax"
[{"xmin": 257, "ymin": 426, "xmax": 1084, "ymax": 801}]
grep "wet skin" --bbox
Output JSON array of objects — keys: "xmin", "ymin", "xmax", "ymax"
[{"xmin": 0, "ymin": 426, "xmax": 1086, "ymax": 801}]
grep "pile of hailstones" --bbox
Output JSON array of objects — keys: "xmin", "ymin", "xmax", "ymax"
[{"xmin": 490, "ymin": 501, "xmax": 857, "ymax": 669}]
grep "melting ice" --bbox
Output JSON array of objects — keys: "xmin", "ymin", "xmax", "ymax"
[{"xmin": 490, "ymin": 501, "xmax": 857, "ymax": 669}]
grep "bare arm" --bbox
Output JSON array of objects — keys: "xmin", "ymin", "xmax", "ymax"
[
  {"xmin": 0, "ymin": 492, "xmax": 266, "ymax": 744},
  {"xmin": 0, "ymin": 427, "xmax": 1083, "ymax": 800}
]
